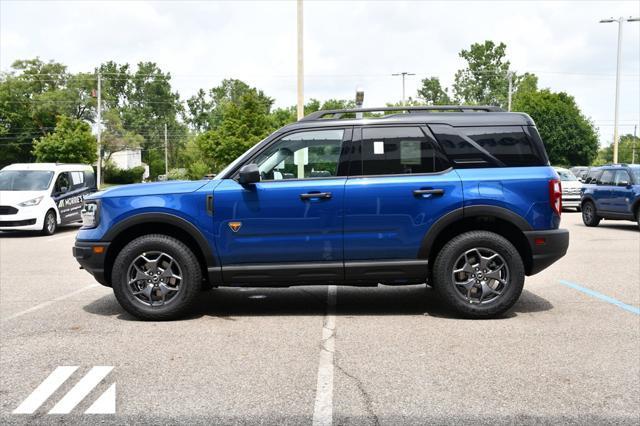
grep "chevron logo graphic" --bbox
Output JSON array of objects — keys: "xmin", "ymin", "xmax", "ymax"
[{"xmin": 13, "ymin": 366, "xmax": 115, "ymax": 415}]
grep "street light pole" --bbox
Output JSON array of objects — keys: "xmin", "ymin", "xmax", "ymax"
[
  {"xmin": 600, "ymin": 16, "xmax": 639, "ymax": 164},
  {"xmin": 392, "ymin": 72, "xmax": 415, "ymax": 105}
]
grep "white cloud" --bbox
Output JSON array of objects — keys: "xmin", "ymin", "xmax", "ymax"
[{"xmin": 1, "ymin": 0, "xmax": 638, "ymax": 143}]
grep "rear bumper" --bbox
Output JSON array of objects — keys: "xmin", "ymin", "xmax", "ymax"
[
  {"xmin": 523, "ymin": 228, "xmax": 569, "ymax": 275},
  {"xmin": 72, "ymin": 241, "xmax": 110, "ymax": 286}
]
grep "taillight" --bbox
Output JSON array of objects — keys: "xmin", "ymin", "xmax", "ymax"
[{"xmin": 549, "ymin": 179, "xmax": 562, "ymax": 216}]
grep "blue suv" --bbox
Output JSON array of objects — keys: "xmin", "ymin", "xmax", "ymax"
[
  {"xmin": 580, "ymin": 164, "xmax": 640, "ymax": 229},
  {"xmin": 73, "ymin": 106, "xmax": 569, "ymax": 320}
]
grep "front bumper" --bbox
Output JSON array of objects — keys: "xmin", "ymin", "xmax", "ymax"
[
  {"xmin": 523, "ymin": 228, "xmax": 569, "ymax": 275},
  {"xmin": 72, "ymin": 241, "xmax": 110, "ymax": 286},
  {"xmin": 562, "ymin": 197, "xmax": 581, "ymax": 208},
  {"xmin": 0, "ymin": 206, "xmax": 44, "ymax": 231}
]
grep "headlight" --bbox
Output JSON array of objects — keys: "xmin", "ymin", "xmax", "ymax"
[
  {"xmin": 18, "ymin": 196, "xmax": 43, "ymax": 207},
  {"xmin": 81, "ymin": 201, "xmax": 100, "ymax": 228}
]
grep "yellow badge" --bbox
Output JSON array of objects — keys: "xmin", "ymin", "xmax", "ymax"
[{"xmin": 229, "ymin": 222, "xmax": 242, "ymax": 233}]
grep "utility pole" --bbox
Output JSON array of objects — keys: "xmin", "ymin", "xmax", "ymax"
[
  {"xmin": 633, "ymin": 124, "xmax": 637, "ymax": 164},
  {"xmin": 96, "ymin": 72, "xmax": 102, "ymax": 189},
  {"xmin": 355, "ymin": 87, "xmax": 364, "ymax": 119},
  {"xmin": 164, "ymin": 123, "xmax": 168, "ymax": 175},
  {"xmin": 507, "ymin": 71, "xmax": 513, "ymax": 112},
  {"xmin": 599, "ymin": 16, "xmax": 640, "ymax": 163},
  {"xmin": 296, "ymin": 0, "xmax": 304, "ymax": 120},
  {"xmin": 295, "ymin": 0, "xmax": 305, "ymax": 179},
  {"xmin": 392, "ymin": 72, "xmax": 415, "ymax": 105}
]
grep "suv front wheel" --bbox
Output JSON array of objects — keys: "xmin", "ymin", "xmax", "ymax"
[
  {"xmin": 112, "ymin": 234, "xmax": 202, "ymax": 320},
  {"xmin": 432, "ymin": 231, "xmax": 525, "ymax": 318}
]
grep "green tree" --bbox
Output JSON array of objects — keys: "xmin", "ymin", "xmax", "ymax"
[
  {"xmin": 0, "ymin": 58, "xmax": 96, "ymax": 166},
  {"xmin": 417, "ymin": 77, "xmax": 451, "ymax": 105},
  {"xmin": 594, "ymin": 134, "xmax": 640, "ymax": 165},
  {"xmin": 195, "ymin": 89, "xmax": 274, "ymax": 172},
  {"xmin": 100, "ymin": 109, "xmax": 144, "ymax": 164},
  {"xmin": 32, "ymin": 115, "xmax": 97, "ymax": 164},
  {"xmin": 512, "ymin": 89, "xmax": 599, "ymax": 166},
  {"xmin": 453, "ymin": 41, "xmax": 511, "ymax": 107}
]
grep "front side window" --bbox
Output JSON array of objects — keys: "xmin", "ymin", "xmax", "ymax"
[
  {"xmin": 0, "ymin": 170, "xmax": 54, "ymax": 191},
  {"xmin": 360, "ymin": 126, "xmax": 447, "ymax": 175},
  {"xmin": 54, "ymin": 172, "xmax": 70, "ymax": 193},
  {"xmin": 598, "ymin": 170, "xmax": 615, "ymax": 186},
  {"xmin": 253, "ymin": 129, "xmax": 345, "ymax": 181},
  {"xmin": 584, "ymin": 169, "xmax": 601, "ymax": 184}
]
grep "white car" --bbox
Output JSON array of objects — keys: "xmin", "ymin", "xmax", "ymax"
[
  {"xmin": 554, "ymin": 167, "xmax": 583, "ymax": 211},
  {"xmin": 0, "ymin": 163, "xmax": 96, "ymax": 235}
]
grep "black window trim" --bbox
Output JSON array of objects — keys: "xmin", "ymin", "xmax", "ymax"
[
  {"xmin": 347, "ymin": 123, "xmax": 453, "ymax": 179},
  {"xmin": 229, "ymin": 126, "xmax": 353, "ymax": 183}
]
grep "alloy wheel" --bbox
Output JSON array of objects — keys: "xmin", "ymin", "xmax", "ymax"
[
  {"xmin": 127, "ymin": 251, "xmax": 182, "ymax": 307},
  {"xmin": 451, "ymin": 247, "xmax": 510, "ymax": 304}
]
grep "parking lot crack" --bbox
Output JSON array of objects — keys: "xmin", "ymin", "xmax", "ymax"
[{"xmin": 334, "ymin": 358, "xmax": 380, "ymax": 426}]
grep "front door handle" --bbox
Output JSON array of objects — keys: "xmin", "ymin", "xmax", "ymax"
[
  {"xmin": 300, "ymin": 192, "xmax": 332, "ymax": 200},
  {"xmin": 413, "ymin": 188, "xmax": 445, "ymax": 197}
]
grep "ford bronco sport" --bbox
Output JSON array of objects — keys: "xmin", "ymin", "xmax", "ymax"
[{"xmin": 73, "ymin": 106, "xmax": 569, "ymax": 320}]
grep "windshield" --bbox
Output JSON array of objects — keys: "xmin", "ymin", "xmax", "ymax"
[
  {"xmin": 0, "ymin": 170, "xmax": 54, "ymax": 191},
  {"xmin": 556, "ymin": 169, "xmax": 578, "ymax": 181}
]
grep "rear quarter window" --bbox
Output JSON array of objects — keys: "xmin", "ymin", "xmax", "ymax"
[{"xmin": 430, "ymin": 125, "xmax": 546, "ymax": 168}]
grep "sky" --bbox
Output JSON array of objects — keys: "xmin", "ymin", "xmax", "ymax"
[{"xmin": 1, "ymin": 0, "xmax": 639, "ymax": 144}]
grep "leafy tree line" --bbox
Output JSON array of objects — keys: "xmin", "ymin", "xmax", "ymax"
[{"xmin": 0, "ymin": 41, "xmax": 606, "ymax": 181}]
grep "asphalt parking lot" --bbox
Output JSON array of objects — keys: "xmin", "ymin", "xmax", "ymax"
[{"xmin": 0, "ymin": 212, "xmax": 638, "ymax": 425}]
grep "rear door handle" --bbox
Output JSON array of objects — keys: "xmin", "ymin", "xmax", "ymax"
[
  {"xmin": 300, "ymin": 192, "xmax": 332, "ymax": 200},
  {"xmin": 413, "ymin": 188, "xmax": 445, "ymax": 197}
]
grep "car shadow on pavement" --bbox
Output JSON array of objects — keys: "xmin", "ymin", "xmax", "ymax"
[
  {"xmin": 595, "ymin": 222, "xmax": 638, "ymax": 232},
  {"xmin": 0, "ymin": 224, "xmax": 80, "ymax": 238},
  {"xmin": 83, "ymin": 285, "xmax": 553, "ymax": 321}
]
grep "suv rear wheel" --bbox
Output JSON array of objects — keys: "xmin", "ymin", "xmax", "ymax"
[
  {"xmin": 581, "ymin": 201, "xmax": 600, "ymax": 227},
  {"xmin": 432, "ymin": 231, "xmax": 525, "ymax": 318},
  {"xmin": 112, "ymin": 234, "xmax": 201, "ymax": 320}
]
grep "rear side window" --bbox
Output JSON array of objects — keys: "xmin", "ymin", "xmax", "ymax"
[
  {"xmin": 70, "ymin": 171, "xmax": 85, "ymax": 189},
  {"xmin": 360, "ymin": 126, "xmax": 448, "ymax": 175},
  {"xmin": 431, "ymin": 125, "xmax": 545, "ymax": 167},
  {"xmin": 84, "ymin": 170, "xmax": 96, "ymax": 188}
]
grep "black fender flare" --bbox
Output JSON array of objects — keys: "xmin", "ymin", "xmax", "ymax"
[
  {"xmin": 580, "ymin": 195, "xmax": 596, "ymax": 209},
  {"xmin": 417, "ymin": 205, "xmax": 532, "ymax": 259},
  {"xmin": 102, "ymin": 212, "xmax": 217, "ymax": 267}
]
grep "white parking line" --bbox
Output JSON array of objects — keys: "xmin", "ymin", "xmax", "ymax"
[
  {"xmin": 13, "ymin": 366, "xmax": 79, "ymax": 414},
  {"xmin": 1, "ymin": 284, "xmax": 100, "ymax": 322},
  {"xmin": 312, "ymin": 285, "xmax": 337, "ymax": 426}
]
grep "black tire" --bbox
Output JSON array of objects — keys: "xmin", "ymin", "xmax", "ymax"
[
  {"xmin": 581, "ymin": 201, "xmax": 600, "ymax": 227},
  {"xmin": 635, "ymin": 206, "xmax": 640, "ymax": 231},
  {"xmin": 432, "ymin": 231, "xmax": 525, "ymax": 319},
  {"xmin": 41, "ymin": 209, "xmax": 57, "ymax": 236},
  {"xmin": 112, "ymin": 234, "xmax": 201, "ymax": 320}
]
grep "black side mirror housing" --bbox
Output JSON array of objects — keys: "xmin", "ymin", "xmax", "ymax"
[{"xmin": 238, "ymin": 164, "xmax": 260, "ymax": 185}]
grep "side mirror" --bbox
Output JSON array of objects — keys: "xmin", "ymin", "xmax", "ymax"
[
  {"xmin": 238, "ymin": 164, "xmax": 260, "ymax": 185},
  {"xmin": 619, "ymin": 180, "xmax": 630, "ymax": 187},
  {"xmin": 60, "ymin": 186, "xmax": 68, "ymax": 193}
]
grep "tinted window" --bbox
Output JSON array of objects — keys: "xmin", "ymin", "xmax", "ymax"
[
  {"xmin": 54, "ymin": 172, "xmax": 70, "ymax": 193},
  {"xmin": 84, "ymin": 170, "xmax": 96, "ymax": 188},
  {"xmin": 360, "ymin": 127, "xmax": 447, "ymax": 175},
  {"xmin": 462, "ymin": 127, "xmax": 544, "ymax": 166},
  {"xmin": 584, "ymin": 169, "xmax": 601, "ymax": 184},
  {"xmin": 598, "ymin": 170, "xmax": 615, "ymax": 186},
  {"xmin": 253, "ymin": 129, "xmax": 345, "ymax": 181},
  {"xmin": 629, "ymin": 166, "xmax": 640, "ymax": 182},
  {"xmin": 431, "ymin": 125, "xmax": 545, "ymax": 167}
]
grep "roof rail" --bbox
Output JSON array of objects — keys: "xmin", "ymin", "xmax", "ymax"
[{"xmin": 300, "ymin": 105, "xmax": 504, "ymax": 121}]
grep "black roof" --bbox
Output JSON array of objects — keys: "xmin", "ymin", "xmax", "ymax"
[{"xmin": 282, "ymin": 106, "xmax": 535, "ymax": 131}]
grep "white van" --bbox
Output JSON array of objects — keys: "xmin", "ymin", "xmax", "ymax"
[{"xmin": 0, "ymin": 163, "xmax": 96, "ymax": 235}]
